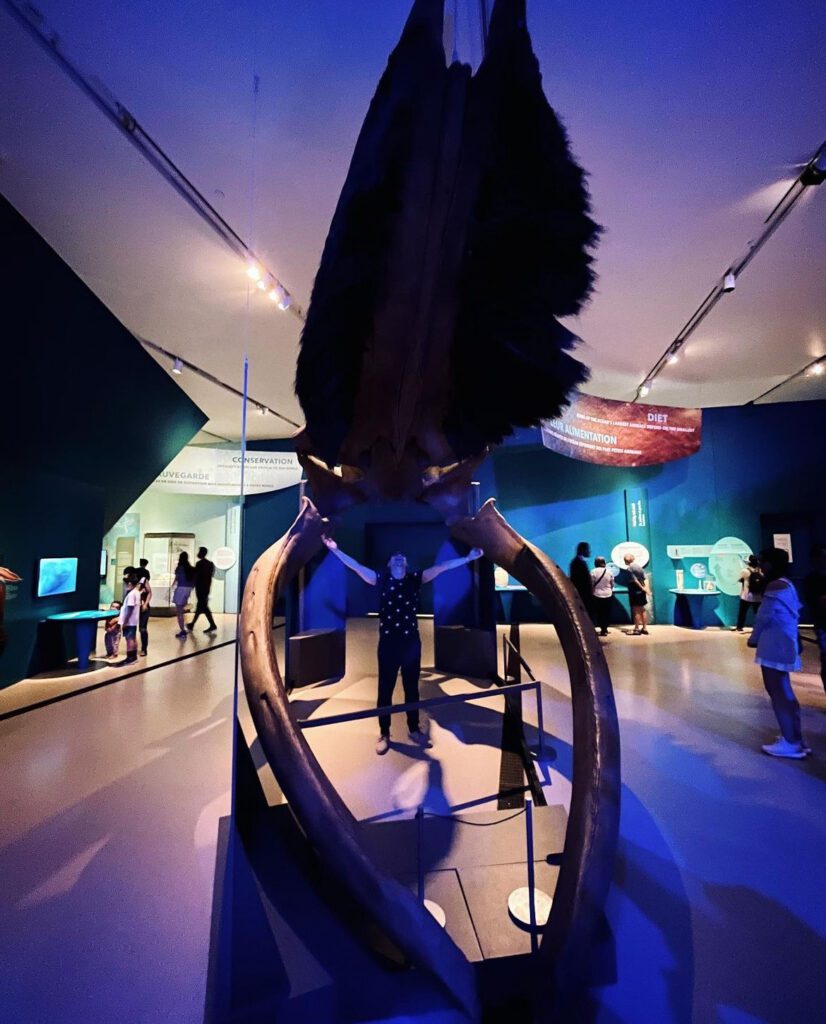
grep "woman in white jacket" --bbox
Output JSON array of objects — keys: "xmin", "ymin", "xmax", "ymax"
[{"xmin": 748, "ymin": 547, "xmax": 808, "ymax": 759}]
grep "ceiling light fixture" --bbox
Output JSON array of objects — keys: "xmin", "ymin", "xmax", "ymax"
[
  {"xmin": 4, "ymin": 2, "xmax": 305, "ymax": 322},
  {"xmin": 667, "ymin": 351, "xmax": 679, "ymax": 365},
  {"xmin": 259, "ymin": 405, "xmax": 269, "ymax": 416},
  {"xmin": 632, "ymin": 139, "xmax": 825, "ymax": 402},
  {"xmin": 638, "ymin": 380, "xmax": 652, "ymax": 398},
  {"xmin": 171, "ymin": 357, "xmax": 183, "ymax": 375},
  {"xmin": 139, "ymin": 336, "xmax": 301, "ymax": 428},
  {"xmin": 811, "ymin": 361, "xmax": 825, "ymax": 376}
]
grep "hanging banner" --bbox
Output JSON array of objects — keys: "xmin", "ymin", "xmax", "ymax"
[
  {"xmin": 541, "ymin": 394, "xmax": 702, "ymax": 467},
  {"xmin": 153, "ymin": 447, "xmax": 302, "ymax": 495}
]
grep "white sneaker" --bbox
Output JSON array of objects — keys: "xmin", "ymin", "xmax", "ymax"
[
  {"xmin": 408, "ymin": 729, "xmax": 433, "ymax": 749},
  {"xmin": 375, "ymin": 735, "xmax": 390, "ymax": 756},
  {"xmin": 761, "ymin": 738, "xmax": 808, "ymax": 759}
]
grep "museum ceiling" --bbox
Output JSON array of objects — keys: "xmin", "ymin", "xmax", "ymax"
[{"xmin": 0, "ymin": 0, "xmax": 823, "ymax": 441}]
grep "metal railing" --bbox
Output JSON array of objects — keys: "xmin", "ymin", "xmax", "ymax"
[
  {"xmin": 295, "ymin": 665, "xmax": 551, "ymax": 946},
  {"xmin": 297, "ymin": 677, "xmax": 545, "ymax": 760}
]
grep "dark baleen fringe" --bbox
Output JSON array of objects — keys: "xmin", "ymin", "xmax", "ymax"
[
  {"xmin": 295, "ymin": 6, "xmax": 441, "ymax": 467},
  {"xmin": 445, "ymin": 0, "xmax": 601, "ymax": 457}
]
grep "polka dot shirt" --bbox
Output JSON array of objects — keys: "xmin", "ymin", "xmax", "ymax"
[{"xmin": 378, "ymin": 570, "xmax": 422, "ymax": 639}]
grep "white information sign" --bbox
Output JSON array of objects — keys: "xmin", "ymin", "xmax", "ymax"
[
  {"xmin": 213, "ymin": 547, "xmax": 237, "ymax": 571},
  {"xmin": 611, "ymin": 541, "xmax": 650, "ymax": 568},
  {"xmin": 153, "ymin": 447, "xmax": 302, "ymax": 496},
  {"xmin": 773, "ymin": 533, "xmax": 793, "ymax": 563}
]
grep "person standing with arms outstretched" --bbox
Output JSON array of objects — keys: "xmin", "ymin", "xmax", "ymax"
[
  {"xmin": 322, "ymin": 537, "xmax": 483, "ymax": 755},
  {"xmin": 189, "ymin": 547, "xmax": 217, "ymax": 634}
]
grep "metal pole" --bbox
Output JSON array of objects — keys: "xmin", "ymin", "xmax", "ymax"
[
  {"xmin": 535, "ymin": 681, "xmax": 545, "ymax": 759},
  {"xmin": 416, "ymin": 805, "xmax": 425, "ymax": 904},
  {"xmin": 525, "ymin": 793, "xmax": 538, "ymax": 953}
]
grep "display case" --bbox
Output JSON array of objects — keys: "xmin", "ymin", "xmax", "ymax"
[{"xmin": 143, "ymin": 532, "xmax": 196, "ymax": 615}]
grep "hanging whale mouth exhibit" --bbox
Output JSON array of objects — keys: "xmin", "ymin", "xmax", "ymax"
[{"xmin": 239, "ymin": 1, "xmax": 620, "ymax": 1019}]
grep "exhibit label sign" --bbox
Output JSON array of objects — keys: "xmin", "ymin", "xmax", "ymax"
[
  {"xmin": 541, "ymin": 394, "xmax": 702, "ymax": 466},
  {"xmin": 153, "ymin": 447, "xmax": 302, "ymax": 496}
]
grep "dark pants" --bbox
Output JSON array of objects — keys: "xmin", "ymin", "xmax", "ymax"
[
  {"xmin": 593, "ymin": 596, "xmax": 612, "ymax": 633},
  {"xmin": 139, "ymin": 607, "xmax": 150, "ymax": 653},
  {"xmin": 190, "ymin": 591, "xmax": 216, "ymax": 630},
  {"xmin": 736, "ymin": 599, "xmax": 758, "ymax": 630},
  {"xmin": 377, "ymin": 633, "xmax": 421, "ymax": 736}
]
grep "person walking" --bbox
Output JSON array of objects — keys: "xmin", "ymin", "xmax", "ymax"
[
  {"xmin": 803, "ymin": 543, "xmax": 826, "ymax": 694},
  {"xmin": 748, "ymin": 547, "xmax": 809, "ymax": 759},
  {"xmin": 591, "ymin": 556, "xmax": 614, "ymax": 637},
  {"xmin": 172, "ymin": 552, "xmax": 195, "ymax": 638},
  {"xmin": 569, "ymin": 542, "xmax": 593, "ymax": 616},
  {"xmin": 624, "ymin": 553, "xmax": 650, "ymax": 635},
  {"xmin": 322, "ymin": 536, "xmax": 483, "ymax": 755},
  {"xmin": 119, "ymin": 574, "xmax": 141, "ymax": 664},
  {"xmin": 188, "ymin": 547, "xmax": 217, "ymax": 634},
  {"xmin": 735, "ymin": 554, "xmax": 763, "ymax": 632}
]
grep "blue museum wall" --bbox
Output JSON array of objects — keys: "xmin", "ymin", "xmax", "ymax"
[
  {"xmin": 0, "ymin": 467, "xmax": 104, "ymax": 686},
  {"xmin": 0, "ymin": 194, "xmax": 207, "ymax": 687},
  {"xmin": 489, "ymin": 401, "xmax": 826, "ymax": 627},
  {"xmin": 238, "ymin": 400, "xmax": 826, "ymax": 634}
]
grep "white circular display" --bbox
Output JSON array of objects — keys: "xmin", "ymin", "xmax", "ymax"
[
  {"xmin": 709, "ymin": 536, "xmax": 753, "ymax": 597},
  {"xmin": 508, "ymin": 887, "xmax": 552, "ymax": 929},
  {"xmin": 689, "ymin": 562, "xmax": 707, "ymax": 579},
  {"xmin": 424, "ymin": 899, "xmax": 446, "ymax": 928},
  {"xmin": 213, "ymin": 546, "xmax": 237, "ymax": 571},
  {"xmin": 610, "ymin": 541, "xmax": 650, "ymax": 568}
]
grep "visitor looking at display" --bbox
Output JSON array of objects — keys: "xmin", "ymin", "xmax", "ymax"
[
  {"xmin": 803, "ymin": 543, "xmax": 826, "ymax": 693},
  {"xmin": 118, "ymin": 575, "xmax": 141, "ymax": 664},
  {"xmin": 735, "ymin": 554, "xmax": 764, "ymax": 632},
  {"xmin": 322, "ymin": 536, "xmax": 483, "ymax": 755},
  {"xmin": 104, "ymin": 602, "xmax": 122, "ymax": 659},
  {"xmin": 624, "ymin": 553, "xmax": 649, "ymax": 635},
  {"xmin": 569, "ymin": 541, "xmax": 593, "ymax": 615},
  {"xmin": 748, "ymin": 547, "xmax": 809, "ymax": 759},
  {"xmin": 138, "ymin": 575, "xmax": 152, "ymax": 657},
  {"xmin": 188, "ymin": 547, "xmax": 217, "ymax": 634},
  {"xmin": 172, "ymin": 552, "xmax": 195, "ymax": 638},
  {"xmin": 591, "ymin": 557, "xmax": 614, "ymax": 637}
]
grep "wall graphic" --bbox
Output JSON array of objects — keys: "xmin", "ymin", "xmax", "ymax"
[
  {"xmin": 541, "ymin": 394, "xmax": 702, "ymax": 466},
  {"xmin": 154, "ymin": 447, "xmax": 302, "ymax": 496}
]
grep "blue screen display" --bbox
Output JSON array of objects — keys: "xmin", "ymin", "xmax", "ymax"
[{"xmin": 37, "ymin": 557, "xmax": 79, "ymax": 598}]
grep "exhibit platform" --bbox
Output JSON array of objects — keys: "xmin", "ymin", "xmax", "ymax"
[
  {"xmin": 0, "ymin": 612, "xmax": 240, "ymax": 719},
  {"xmin": 1, "ymin": 623, "xmax": 824, "ymax": 1022}
]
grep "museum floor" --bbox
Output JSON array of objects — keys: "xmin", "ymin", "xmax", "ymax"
[{"xmin": 0, "ymin": 621, "xmax": 824, "ymax": 1022}]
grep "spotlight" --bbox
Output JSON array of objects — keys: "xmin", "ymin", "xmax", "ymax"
[
  {"xmin": 277, "ymin": 290, "xmax": 292, "ymax": 311},
  {"xmin": 172, "ymin": 357, "xmax": 183, "ymax": 375},
  {"xmin": 722, "ymin": 271, "xmax": 736, "ymax": 293},
  {"xmin": 812, "ymin": 361, "xmax": 825, "ymax": 376},
  {"xmin": 256, "ymin": 278, "xmax": 268, "ymax": 292},
  {"xmin": 259, "ymin": 405, "xmax": 269, "ymax": 416},
  {"xmin": 800, "ymin": 161, "xmax": 826, "ymax": 187},
  {"xmin": 667, "ymin": 351, "xmax": 679, "ymax": 365},
  {"xmin": 246, "ymin": 263, "xmax": 262, "ymax": 282},
  {"xmin": 639, "ymin": 380, "xmax": 652, "ymax": 397}
]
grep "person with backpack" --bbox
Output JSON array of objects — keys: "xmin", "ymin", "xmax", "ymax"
[
  {"xmin": 590, "ymin": 556, "xmax": 614, "ymax": 637},
  {"xmin": 736, "ymin": 554, "xmax": 764, "ymax": 632}
]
